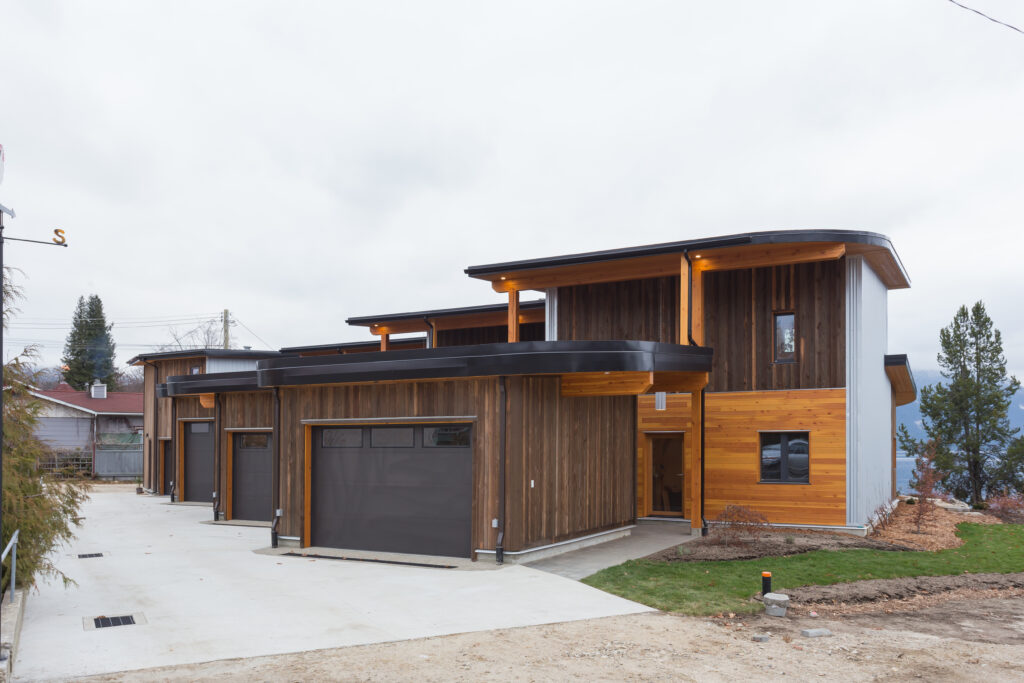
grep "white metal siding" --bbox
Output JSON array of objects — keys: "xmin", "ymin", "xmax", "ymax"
[
  {"xmin": 846, "ymin": 256, "xmax": 892, "ymax": 526},
  {"xmin": 37, "ymin": 417, "xmax": 93, "ymax": 450},
  {"xmin": 205, "ymin": 357, "xmax": 261, "ymax": 373}
]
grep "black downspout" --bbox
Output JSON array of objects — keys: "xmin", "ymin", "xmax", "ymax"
[
  {"xmin": 170, "ymin": 398, "xmax": 178, "ymax": 502},
  {"xmin": 683, "ymin": 249, "xmax": 708, "ymax": 534},
  {"xmin": 496, "ymin": 376, "xmax": 507, "ymax": 564},
  {"xmin": 271, "ymin": 387, "xmax": 281, "ymax": 548},
  {"xmin": 144, "ymin": 360, "xmax": 160, "ymax": 493},
  {"xmin": 213, "ymin": 394, "xmax": 222, "ymax": 521}
]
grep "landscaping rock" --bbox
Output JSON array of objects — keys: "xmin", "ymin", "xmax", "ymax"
[
  {"xmin": 752, "ymin": 634, "xmax": 771, "ymax": 642},
  {"xmin": 800, "ymin": 628, "xmax": 832, "ymax": 638},
  {"xmin": 763, "ymin": 592, "xmax": 790, "ymax": 617}
]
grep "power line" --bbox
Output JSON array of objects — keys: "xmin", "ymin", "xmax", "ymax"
[
  {"xmin": 231, "ymin": 316, "xmax": 275, "ymax": 351},
  {"xmin": 947, "ymin": 0, "xmax": 1024, "ymax": 35}
]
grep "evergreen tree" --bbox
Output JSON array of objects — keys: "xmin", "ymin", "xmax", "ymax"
[
  {"xmin": 60, "ymin": 294, "xmax": 117, "ymax": 390},
  {"xmin": 899, "ymin": 302, "xmax": 1020, "ymax": 504}
]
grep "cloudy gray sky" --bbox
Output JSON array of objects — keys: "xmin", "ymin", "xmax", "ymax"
[{"xmin": 1, "ymin": 1, "xmax": 1022, "ymax": 378}]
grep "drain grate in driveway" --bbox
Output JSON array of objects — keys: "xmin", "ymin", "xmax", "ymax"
[
  {"xmin": 93, "ymin": 615, "xmax": 135, "ymax": 629},
  {"xmin": 78, "ymin": 553, "xmax": 104, "ymax": 559}
]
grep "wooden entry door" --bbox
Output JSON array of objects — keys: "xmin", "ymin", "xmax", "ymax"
[{"xmin": 650, "ymin": 434, "xmax": 685, "ymax": 516}]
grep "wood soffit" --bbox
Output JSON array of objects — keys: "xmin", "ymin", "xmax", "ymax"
[
  {"xmin": 368, "ymin": 307, "xmax": 545, "ymax": 336},
  {"xmin": 481, "ymin": 241, "xmax": 908, "ymax": 292},
  {"xmin": 885, "ymin": 364, "xmax": 917, "ymax": 406}
]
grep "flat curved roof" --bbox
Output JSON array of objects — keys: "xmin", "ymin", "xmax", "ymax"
[
  {"xmin": 257, "ymin": 340, "xmax": 713, "ymax": 387},
  {"xmin": 165, "ymin": 371, "xmax": 262, "ymax": 396},
  {"xmin": 465, "ymin": 229, "xmax": 908, "ymax": 288}
]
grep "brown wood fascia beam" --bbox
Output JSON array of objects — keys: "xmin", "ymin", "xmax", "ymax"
[
  {"xmin": 560, "ymin": 371, "xmax": 654, "ymax": 397},
  {"xmin": 693, "ymin": 242, "xmax": 845, "ymax": 273},
  {"xmin": 379, "ymin": 334, "xmax": 390, "ymax": 352},
  {"xmin": 489, "ymin": 253, "xmax": 682, "ymax": 293},
  {"xmin": 198, "ymin": 393, "xmax": 216, "ymax": 409},
  {"xmin": 648, "ymin": 371, "xmax": 709, "ymax": 394}
]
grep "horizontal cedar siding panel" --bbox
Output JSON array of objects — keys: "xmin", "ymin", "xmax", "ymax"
[
  {"xmin": 636, "ymin": 389, "xmax": 846, "ymax": 526},
  {"xmin": 277, "ymin": 379, "xmax": 501, "ymax": 551},
  {"xmin": 506, "ymin": 376, "xmax": 635, "ymax": 551},
  {"xmin": 557, "ymin": 277, "xmax": 679, "ymax": 343},
  {"xmin": 706, "ymin": 260, "xmax": 844, "ymax": 392}
]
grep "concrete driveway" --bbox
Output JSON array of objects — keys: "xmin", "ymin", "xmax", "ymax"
[{"xmin": 14, "ymin": 487, "xmax": 651, "ymax": 681}]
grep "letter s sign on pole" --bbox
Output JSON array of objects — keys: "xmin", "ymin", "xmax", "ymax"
[{"xmin": 52, "ymin": 229, "xmax": 66, "ymax": 245}]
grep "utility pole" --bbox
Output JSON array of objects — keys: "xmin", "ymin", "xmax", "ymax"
[{"xmin": 222, "ymin": 309, "xmax": 229, "ymax": 349}]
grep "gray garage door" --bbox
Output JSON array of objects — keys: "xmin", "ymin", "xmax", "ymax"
[
  {"xmin": 162, "ymin": 441, "xmax": 174, "ymax": 495},
  {"xmin": 232, "ymin": 432, "xmax": 273, "ymax": 521},
  {"xmin": 183, "ymin": 421, "xmax": 215, "ymax": 502},
  {"xmin": 311, "ymin": 424, "xmax": 472, "ymax": 558}
]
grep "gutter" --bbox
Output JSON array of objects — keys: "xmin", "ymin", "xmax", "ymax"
[
  {"xmin": 496, "ymin": 376, "xmax": 507, "ymax": 563},
  {"xmin": 271, "ymin": 387, "xmax": 281, "ymax": 548},
  {"xmin": 683, "ymin": 249, "xmax": 708, "ymax": 535}
]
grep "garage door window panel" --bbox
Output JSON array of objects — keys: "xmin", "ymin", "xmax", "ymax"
[
  {"xmin": 371, "ymin": 427, "xmax": 414, "ymax": 448},
  {"xmin": 322, "ymin": 428, "xmax": 363, "ymax": 448},
  {"xmin": 424, "ymin": 425, "xmax": 471, "ymax": 447}
]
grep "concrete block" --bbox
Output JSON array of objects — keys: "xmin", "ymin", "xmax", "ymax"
[
  {"xmin": 800, "ymin": 628, "xmax": 832, "ymax": 638},
  {"xmin": 762, "ymin": 592, "xmax": 789, "ymax": 617}
]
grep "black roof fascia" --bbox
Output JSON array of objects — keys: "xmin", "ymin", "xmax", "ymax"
[
  {"xmin": 256, "ymin": 340, "xmax": 712, "ymax": 388},
  {"xmin": 155, "ymin": 383, "xmax": 169, "ymax": 399},
  {"xmin": 279, "ymin": 336, "xmax": 427, "ymax": 354},
  {"xmin": 346, "ymin": 299, "xmax": 546, "ymax": 327},
  {"xmin": 127, "ymin": 348, "xmax": 284, "ymax": 366},
  {"xmin": 884, "ymin": 353, "xmax": 917, "ymax": 395},
  {"xmin": 165, "ymin": 371, "xmax": 263, "ymax": 396},
  {"xmin": 465, "ymin": 229, "xmax": 905, "ymax": 281}
]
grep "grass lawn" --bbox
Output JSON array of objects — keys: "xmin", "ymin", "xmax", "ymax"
[{"xmin": 581, "ymin": 523, "xmax": 1024, "ymax": 616}]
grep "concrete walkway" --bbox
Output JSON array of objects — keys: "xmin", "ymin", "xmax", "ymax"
[
  {"xmin": 14, "ymin": 489, "xmax": 652, "ymax": 681},
  {"xmin": 523, "ymin": 520, "xmax": 697, "ymax": 580}
]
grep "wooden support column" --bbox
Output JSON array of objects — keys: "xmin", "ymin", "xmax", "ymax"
[
  {"xmin": 507, "ymin": 289, "xmax": 520, "ymax": 342},
  {"xmin": 379, "ymin": 333, "xmax": 390, "ymax": 351},
  {"xmin": 679, "ymin": 255, "xmax": 690, "ymax": 344},
  {"xmin": 691, "ymin": 261, "xmax": 706, "ymax": 346},
  {"xmin": 690, "ymin": 387, "xmax": 704, "ymax": 531}
]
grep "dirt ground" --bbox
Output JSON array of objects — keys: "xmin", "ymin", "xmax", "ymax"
[{"xmin": 85, "ymin": 594, "xmax": 1024, "ymax": 682}]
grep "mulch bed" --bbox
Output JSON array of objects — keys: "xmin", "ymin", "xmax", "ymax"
[
  {"xmin": 786, "ymin": 571, "xmax": 1024, "ymax": 605},
  {"xmin": 646, "ymin": 529, "xmax": 909, "ymax": 563}
]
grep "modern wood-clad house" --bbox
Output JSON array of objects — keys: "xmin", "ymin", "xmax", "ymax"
[
  {"xmin": 144, "ymin": 229, "xmax": 916, "ymax": 562},
  {"xmin": 130, "ymin": 349, "xmax": 281, "ymax": 508}
]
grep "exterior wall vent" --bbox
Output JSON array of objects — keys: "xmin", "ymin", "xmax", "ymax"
[{"xmin": 91, "ymin": 381, "xmax": 107, "ymax": 399}]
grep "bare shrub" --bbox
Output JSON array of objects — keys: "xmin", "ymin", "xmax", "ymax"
[
  {"xmin": 710, "ymin": 505, "xmax": 771, "ymax": 546},
  {"xmin": 870, "ymin": 501, "xmax": 895, "ymax": 534},
  {"xmin": 910, "ymin": 441, "xmax": 946, "ymax": 533},
  {"xmin": 987, "ymin": 491, "xmax": 1024, "ymax": 523}
]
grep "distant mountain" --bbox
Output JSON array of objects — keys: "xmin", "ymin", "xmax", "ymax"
[{"xmin": 896, "ymin": 368, "xmax": 1024, "ymax": 445}]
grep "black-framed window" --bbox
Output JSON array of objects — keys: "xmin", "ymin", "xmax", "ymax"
[
  {"xmin": 238, "ymin": 433, "xmax": 270, "ymax": 449},
  {"xmin": 760, "ymin": 432, "xmax": 809, "ymax": 483},
  {"xmin": 321, "ymin": 428, "xmax": 363, "ymax": 448},
  {"xmin": 774, "ymin": 313, "xmax": 796, "ymax": 363},
  {"xmin": 423, "ymin": 425, "xmax": 471, "ymax": 448},
  {"xmin": 371, "ymin": 427, "xmax": 414, "ymax": 448}
]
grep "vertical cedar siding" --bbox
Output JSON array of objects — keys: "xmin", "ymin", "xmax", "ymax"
[
  {"xmin": 704, "ymin": 260, "xmax": 845, "ymax": 392},
  {"xmin": 557, "ymin": 277, "xmax": 679, "ymax": 343},
  {"xmin": 175, "ymin": 396, "xmax": 214, "ymax": 421},
  {"xmin": 504, "ymin": 377, "xmax": 635, "ymax": 551},
  {"xmin": 277, "ymin": 379, "xmax": 502, "ymax": 550},
  {"xmin": 155, "ymin": 358, "xmax": 207, "ymax": 438},
  {"xmin": 436, "ymin": 322, "xmax": 545, "ymax": 347}
]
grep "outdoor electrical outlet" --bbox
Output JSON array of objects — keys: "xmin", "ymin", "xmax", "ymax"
[
  {"xmin": 530, "ymin": 480, "xmax": 535, "ymax": 488},
  {"xmin": 491, "ymin": 518, "xmax": 498, "ymax": 528}
]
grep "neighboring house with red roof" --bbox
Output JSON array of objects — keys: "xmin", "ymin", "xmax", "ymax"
[{"xmin": 31, "ymin": 381, "xmax": 144, "ymax": 479}]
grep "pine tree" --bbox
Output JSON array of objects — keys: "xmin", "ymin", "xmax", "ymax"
[
  {"xmin": 899, "ymin": 302, "xmax": 1021, "ymax": 504},
  {"xmin": 60, "ymin": 294, "xmax": 118, "ymax": 390}
]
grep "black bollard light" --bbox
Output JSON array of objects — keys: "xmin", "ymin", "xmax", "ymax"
[{"xmin": 762, "ymin": 571, "xmax": 772, "ymax": 595}]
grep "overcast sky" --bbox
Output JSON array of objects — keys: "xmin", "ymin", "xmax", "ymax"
[{"xmin": 1, "ymin": 1, "xmax": 1022, "ymax": 379}]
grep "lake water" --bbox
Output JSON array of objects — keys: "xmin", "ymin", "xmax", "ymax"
[{"xmin": 896, "ymin": 456, "xmax": 916, "ymax": 494}]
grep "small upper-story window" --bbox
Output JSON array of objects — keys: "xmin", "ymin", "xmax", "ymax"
[
  {"xmin": 774, "ymin": 313, "xmax": 796, "ymax": 363},
  {"xmin": 190, "ymin": 365, "xmax": 201, "ymax": 375},
  {"xmin": 760, "ymin": 432, "xmax": 809, "ymax": 483}
]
